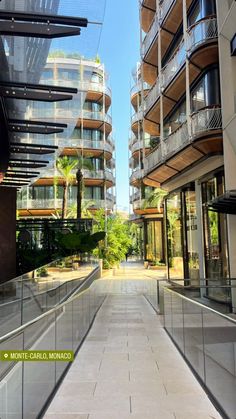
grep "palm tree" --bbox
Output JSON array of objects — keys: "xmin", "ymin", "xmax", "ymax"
[
  {"xmin": 143, "ymin": 187, "xmax": 168, "ymax": 212},
  {"xmin": 75, "ymin": 154, "xmax": 94, "ymax": 219},
  {"xmin": 56, "ymin": 157, "xmax": 77, "ymax": 219}
]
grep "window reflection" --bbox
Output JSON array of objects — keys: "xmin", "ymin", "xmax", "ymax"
[{"xmin": 166, "ymin": 193, "xmax": 184, "ymax": 279}]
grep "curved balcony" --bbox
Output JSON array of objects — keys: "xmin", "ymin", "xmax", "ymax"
[
  {"xmin": 130, "ymin": 190, "xmax": 141, "ymax": 203},
  {"xmin": 143, "ymin": 107, "xmax": 223, "ymax": 186},
  {"xmin": 162, "ymin": 40, "xmax": 185, "ymax": 90},
  {"xmin": 133, "ymin": 198, "xmax": 161, "ymax": 215},
  {"xmin": 187, "ymin": 17, "xmax": 218, "ymax": 55},
  {"xmin": 142, "ymin": 12, "xmax": 159, "ymax": 64},
  {"xmin": 130, "ymin": 168, "xmax": 143, "ymax": 186},
  {"xmin": 83, "ymin": 169, "xmax": 115, "ymax": 185},
  {"xmin": 130, "ymin": 139, "xmax": 151, "ymax": 156},
  {"xmin": 17, "ymin": 196, "xmax": 115, "ymax": 212},
  {"xmin": 64, "ymin": 139, "xmax": 114, "ymax": 156},
  {"xmin": 140, "ymin": 0, "xmax": 156, "ymax": 33},
  {"xmin": 131, "ymin": 110, "xmax": 143, "ymax": 133},
  {"xmin": 144, "ymin": 78, "xmax": 160, "ymax": 113},
  {"xmin": 159, "ymin": 0, "xmax": 174, "ymax": 24},
  {"xmin": 131, "ymin": 81, "xmax": 150, "ymax": 110},
  {"xmin": 187, "ymin": 17, "xmax": 218, "ymax": 77},
  {"xmin": 38, "ymin": 168, "xmax": 115, "ymax": 186}
]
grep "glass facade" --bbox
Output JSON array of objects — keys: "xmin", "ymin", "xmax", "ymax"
[
  {"xmin": 202, "ymin": 173, "xmax": 229, "ymax": 279},
  {"xmin": 166, "ymin": 193, "xmax": 184, "ymax": 279},
  {"xmin": 145, "ymin": 220, "xmax": 164, "ymax": 262},
  {"xmin": 185, "ymin": 189, "xmax": 200, "ymax": 282}
]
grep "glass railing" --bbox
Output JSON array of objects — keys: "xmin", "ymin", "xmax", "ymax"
[
  {"xmin": 130, "ymin": 168, "xmax": 143, "ymax": 183},
  {"xmin": 144, "ymin": 107, "xmax": 222, "ymax": 174},
  {"xmin": 29, "ymin": 109, "xmax": 112, "ymax": 125},
  {"xmin": 163, "ymin": 121, "xmax": 189, "ymax": 157},
  {"xmin": 142, "ymin": 12, "xmax": 159, "ymax": 57},
  {"xmin": 65, "ymin": 138, "xmax": 114, "ymax": 153},
  {"xmin": 0, "ymin": 256, "xmax": 99, "ymax": 337},
  {"xmin": 131, "ymin": 80, "xmax": 150, "ymax": 98},
  {"xmin": 163, "ymin": 285, "xmax": 236, "ymax": 418},
  {"xmin": 131, "ymin": 139, "xmax": 151, "ymax": 153},
  {"xmin": 144, "ymin": 78, "xmax": 160, "ymax": 113},
  {"xmin": 162, "ymin": 40, "xmax": 185, "ymax": 90},
  {"xmin": 40, "ymin": 79, "xmax": 112, "ymax": 97},
  {"xmin": 187, "ymin": 17, "xmax": 218, "ymax": 54},
  {"xmin": 131, "ymin": 110, "xmax": 143, "ymax": 125},
  {"xmin": 145, "ymin": 145, "xmax": 162, "ymax": 172},
  {"xmin": 17, "ymin": 196, "xmax": 115, "ymax": 211},
  {"xmin": 159, "ymin": 0, "xmax": 175, "ymax": 23},
  {"xmin": 0, "ymin": 262, "xmax": 105, "ymax": 419}
]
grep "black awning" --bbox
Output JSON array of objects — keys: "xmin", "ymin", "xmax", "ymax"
[{"xmin": 209, "ymin": 190, "xmax": 236, "ymax": 214}]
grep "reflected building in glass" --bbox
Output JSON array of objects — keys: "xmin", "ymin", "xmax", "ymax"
[{"xmin": 17, "ymin": 56, "xmax": 116, "ymax": 217}]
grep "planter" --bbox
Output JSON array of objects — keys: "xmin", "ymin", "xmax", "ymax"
[{"xmin": 148, "ymin": 265, "xmax": 166, "ymax": 270}]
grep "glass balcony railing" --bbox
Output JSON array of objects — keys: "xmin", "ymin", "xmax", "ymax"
[
  {"xmin": 144, "ymin": 107, "xmax": 222, "ymax": 174},
  {"xmin": 28, "ymin": 109, "xmax": 112, "ymax": 125},
  {"xmin": 163, "ymin": 122, "xmax": 189, "ymax": 158},
  {"xmin": 131, "ymin": 80, "xmax": 150, "ymax": 98},
  {"xmin": 162, "ymin": 40, "xmax": 185, "ymax": 90},
  {"xmin": 159, "ymin": 0, "xmax": 175, "ymax": 24},
  {"xmin": 144, "ymin": 78, "xmax": 160, "ymax": 113},
  {"xmin": 187, "ymin": 17, "xmax": 218, "ymax": 54},
  {"xmin": 130, "ymin": 168, "xmax": 143, "ymax": 183},
  {"xmin": 17, "ymin": 195, "xmax": 115, "ymax": 211},
  {"xmin": 40, "ymin": 79, "xmax": 112, "ymax": 98},
  {"xmin": 145, "ymin": 145, "xmax": 162, "ymax": 173},
  {"xmin": 131, "ymin": 110, "xmax": 143, "ymax": 125},
  {"xmin": 142, "ymin": 12, "xmax": 159, "ymax": 58},
  {"xmin": 130, "ymin": 139, "xmax": 151, "ymax": 153},
  {"xmin": 130, "ymin": 190, "xmax": 141, "ymax": 203},
  {"xmin": 66, "ymin": 138, "xmax": 114, "ymax": 154}
]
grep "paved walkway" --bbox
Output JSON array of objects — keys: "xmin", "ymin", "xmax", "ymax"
[
  {"xmin": 102, "ymin": 261, "xmax": 167, "ymax": 280},
  {"xmin": 44, "ymin": 290, "xmax": 222, "ymax": 419}
]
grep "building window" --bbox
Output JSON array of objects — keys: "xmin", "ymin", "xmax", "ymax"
[
  {"xmin": 145, "ymin": 220, "xmax": 164, "ymax": 262},
  {"xmin": 201, "ymin": 173, "xmax": 229, "ymax": 281},
  {"xmin": 191, "ymin": 68, "xmax": 220, "ymax": 113},
  {"xmin": 166, "ymin": 193, "xmax": 184, "ymax": 279}
]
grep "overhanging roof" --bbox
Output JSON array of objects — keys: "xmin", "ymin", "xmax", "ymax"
[{"xmin": 209, "ymin": 190, "xmax": 236, "ymax": 215}]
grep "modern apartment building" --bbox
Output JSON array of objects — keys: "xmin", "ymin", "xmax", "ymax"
[
  {"xmin": 129, "ymin": 64, "xmax": 165, "ymax": 262},
  {"xmin": 136, "ymin": 0, "xmax": 236, "ymax": 297},
  {"xmin": 17, "ymin": 57, "xmax": 116, "ymax": 217}
]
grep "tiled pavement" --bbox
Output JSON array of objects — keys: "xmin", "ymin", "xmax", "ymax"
[{"xmin": 44, "ymin": 292, "xmax": 222, "ymax": 419}]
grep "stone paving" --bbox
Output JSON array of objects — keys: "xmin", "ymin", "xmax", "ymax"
[{"xmin": 44, "ymin": 277, "xmax": 222, "ymax": 419}]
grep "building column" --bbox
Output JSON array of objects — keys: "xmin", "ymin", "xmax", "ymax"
[{"xmin": 0, "ymin": 187, "xmax": 16, "ymax": 283}]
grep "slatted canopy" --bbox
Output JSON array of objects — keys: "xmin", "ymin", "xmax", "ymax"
[
  {"xmin": 0, "ymin": 0, "xmax": 106, "ymax": 188},
  {"xmin": 209, "ymin": 190, "xmax": 236, "ymax": 215}
]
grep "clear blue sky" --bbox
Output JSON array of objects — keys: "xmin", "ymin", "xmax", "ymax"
[{"xmin": 98, "ymin": 0, "xmax": 140, "ymax": 212}]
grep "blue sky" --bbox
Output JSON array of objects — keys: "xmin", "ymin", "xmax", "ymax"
[{"xmin": 98, "ymin": 0, "xmax": 140, "ymax": 212}]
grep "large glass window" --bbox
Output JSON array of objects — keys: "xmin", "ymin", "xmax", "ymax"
[
  {"xmin": 185, "ymin": 189, "xmax": 200, "ymax": 282},
  {"xmin": 145, "ymin": 220, "xmax": 164, "ymax": 262},
  {"xmin": 166, "ymin": 193, "xmax": 184, "ymax": 279},
  {"xmin": 163, "ymin": 101, "xmax": 186, "ymax": 138},
  {"xmin": 202, "ymin": 173, "xmax": 229, "ymax": 281},
  {"xmin": 191, "ymin": 68, "xmax": 220, "ymax": 113},
  {"xmin": 84, "ymin": 100, "xmax": 102, "ymax": 112}
]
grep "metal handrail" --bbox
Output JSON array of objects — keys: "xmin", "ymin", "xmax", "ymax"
[
  {"xmin": 144, "ymin": 78, "xmax": 160, "ymax": 113},
  {"xmin": 142, "ymin": 12, "xmax": 159, "ymax": 57},
  {"xmin": 162, "ymin": 39, "xmax": 185, "ymax": 90},
  {"xmin": 187, "ymin": 16, "xmax": 218, "ymax": 54},
  {"xmin": 0, "ymin": 266, "xmax": 101, "ymax": 344},
  {"xmin": 191, "ymin": 107, "xmax": 222, "ymax": 136}
]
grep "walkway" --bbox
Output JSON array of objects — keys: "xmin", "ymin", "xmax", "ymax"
[{"xmin": 44, "ymin": 270, "xmax": 222, "ymax": 419}]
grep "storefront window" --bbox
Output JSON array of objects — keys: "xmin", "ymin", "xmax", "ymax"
[
  {"xmin": 185, "ymin": 190, "xmax": 200, "ymax": 282},
  {"xmin": 202, "ymin": 174, "xmax": 229, "ymax": 281},
  {"xmin": 166, "ymin": 193, "xmax": 184, "ymax": 279},
  {"xmin": 145, "ymin": 220, "xmax": 164, "ymax": 262}
]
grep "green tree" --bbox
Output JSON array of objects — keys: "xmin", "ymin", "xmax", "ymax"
[
  {"xmin": 143, "ymin": 187, "xmax": 168, "ymax": 211},
  {"xmin": 93, "ymin": 210, "xmax": 132, "ymax": 268},
  {"xmin": 56, "ymin": 157, "xmax": 77, "ymax": 219}
]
